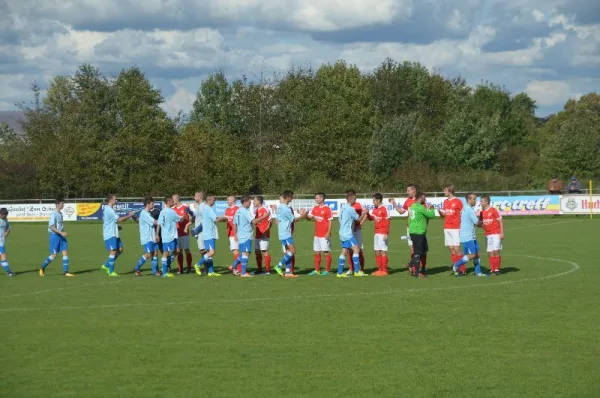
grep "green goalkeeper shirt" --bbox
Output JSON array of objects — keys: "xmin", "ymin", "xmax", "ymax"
[{"xmin": 408, "ymin": 203, "xmax": 436, "ymax": 235}]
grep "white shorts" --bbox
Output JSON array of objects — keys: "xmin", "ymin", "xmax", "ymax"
[
  {"xmin": 177, "ymin": 235, "xmax": 190, "ymax": 250},
  {"xmin": 196, "ymin": 233, "xmax": 205, "ymax": 251},
  {"xmin": 406, "ymin": 227, "xmax": 412, "ymax": 247},
  {"xmin": 313, "ymin": 237, "xmax": 331, "ymax": 252},
  {"xmin": 374, "ymin": 233, "xmax": 388, "ymax": 251},
  {"xmin": 486, "ymin": 234, "xmax": 502, "ymax": 252},
  {"xmin": 229, "ymin": 236, "xmax": 239, "ymax": 251},
  {"xmin": 254, "ymin": 238, "xmax": 270, "ymax": 251},
  {"xmin": 444, "ymin": 229, "xmax": 460, "ymax": 247},
  {"xmin": 353, "ymin": 229, "xmax": 364, "ymax": 249}
]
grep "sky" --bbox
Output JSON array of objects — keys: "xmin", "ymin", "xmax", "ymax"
[{"xmin": 1, "ymin": 0, "xmax": 599, "ymax": 117}]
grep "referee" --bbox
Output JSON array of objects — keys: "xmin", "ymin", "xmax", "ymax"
[{"xmin": 407, "ymin": 192, "xmax": 436, "ymax": 278}]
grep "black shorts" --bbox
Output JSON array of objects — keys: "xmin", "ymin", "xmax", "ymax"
[{"xmin": 410, "ymin": 234, "xmax": 429, "ymax": 256}]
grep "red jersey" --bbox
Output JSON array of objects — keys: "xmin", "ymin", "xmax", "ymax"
[
  {"xmin": 402, "ymin": 197, "xmax": 416, "ymax": 223},
  {"xmin": 369, "ymin": 205, "xmax": 390, "ymax": 234},
  {"xmin": 289, "ymin": 205, "xmax": 295, "ymax": 234},
  {"xmin": 481, "ymin": 207, "xmax": 502, "ymax": 236},
  {"xmin": 442, "ymin": 197, "xmax": 463, "ymax": 229},
  {"xmin": 351, "ymin": 202, "xmax": 364, "ymax": 231},
  {"xmin": 255, "ymin": 206, "xmax": 271, "ymax": 239},
  {"xmin": 225, "ymin": 206, "xmax": 239, "ymax": 237},
  {"xmin": 311, "ymin": 205, "xmax": 333, "ymax": 238},
  {"xmin": 173, "ymin": 204, "xmax": 189, "ymax": 236}
]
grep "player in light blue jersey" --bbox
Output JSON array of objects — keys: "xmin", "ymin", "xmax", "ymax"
[
  {"xmin": 337, "ymin": 190, "xmax": 369, "ymax": 277},
  {"xmin": 232, "ymin": 195, "xmax": 259, "ymax": 277},
  {"xmin": 133, "ymin": 197, "xmax": 160, "ymax": 276},
  {"xmin": 194, "ymin": 194, "xmax": 227, "ymax": 276},
  {"xmin": 0, "ymin": 208, "xmax": 14, "ymax": 276},
  {"xmin": 101, "ymin": 194, "xmax": 135, "ymax": 277},
  {"xmin": 452, "ymin": 193, "xmax": 487, "ymax": 277},
  {"xmin": 273, "ymin": 190, "xmax": 307, "ymax": 278},
  {"xmin": 157, "ymin": 196, "xmax": 185, "ymax": 278},
  {"xmin": 40, "ymin": 198, "xmax": 74, "ymax": 277}
]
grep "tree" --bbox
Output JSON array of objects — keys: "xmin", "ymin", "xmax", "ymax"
[{"xmin": 190, "ymin": 70, "xmax": 233, "ymax": 131}]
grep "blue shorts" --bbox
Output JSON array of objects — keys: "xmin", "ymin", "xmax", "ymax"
[
  {"xmin": 162, "ymin": 239, "xmax": 177, "ymax": 253},
  {"xmin": 0, "ymin": 245, "xmax": 5, "ymax": 255},
  {"xmin": 239, "ymin": 239, "xmax": 252, "ymax": 253},
  {"xmin": 104, "ymin": 237, "xmax": 123, "ymax": 252},
  {"xmin": 280, "ymin": 237, "xmax": 294, "ymax": 248},
  {"xmin": 50, "ymin": 234, "xmax": 68, "ymax": 254},
  {"xmin": 341, "ymin": 236, "xmax": 359, "ymax": 249},
  {"xmin": 462, "ymin": 240, "xmax": 480, "ymax": 256},
  {"xmin": 143, "ymin": 241, "xmax": 159, "ymax": 254},
  {"xmin": 203, "ymin": 239, "xmax": 216, "ymax": 251}
]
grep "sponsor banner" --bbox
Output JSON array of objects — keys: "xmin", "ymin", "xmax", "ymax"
[
  {"xmin": 560, "ymin": 195, "xmax": 600, "ymax": 214},
  {"xmin": 476, "ymin": 195, "xmax": 560, "ymax": 215},
  {"xmin": 0, "ymin": 203, "xmax": 77, "ymax": 222},
  {"xmin": 76, "ymin": 202, "xmax": 164, "ymax": 220}
]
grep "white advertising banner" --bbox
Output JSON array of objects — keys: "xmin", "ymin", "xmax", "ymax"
[
  {"xmin": 560, "ymin": 195, "xmax": 600, "ymax": 214},
  {"xmin": 0, "ymin": 203, "xmax": 78, "ymax": 222}
]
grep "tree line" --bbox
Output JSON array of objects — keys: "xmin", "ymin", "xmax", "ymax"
[{"xmin": 1, "ymin": 60, "xmax": 599, "ymax": 199}]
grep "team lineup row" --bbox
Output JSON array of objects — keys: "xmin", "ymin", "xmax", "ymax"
[{"xmin": 0, "ymin": 185, "xmax": 505, "ymax": 278}]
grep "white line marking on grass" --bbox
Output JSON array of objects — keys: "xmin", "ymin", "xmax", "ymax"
[
  {"xmin": 0, "ymin": 255, "xmax": 579, "ymax": 313},
  {"xmin": 0, "ymin": 280, "xmax": 123, "ymax": 299}
]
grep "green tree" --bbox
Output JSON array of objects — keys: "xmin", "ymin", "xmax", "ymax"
[{"xmin": 190, "ymin": 70, "xmax": 233, "ymax": 131}]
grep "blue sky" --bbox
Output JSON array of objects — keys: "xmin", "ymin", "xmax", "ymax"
[{"xmin": 1, "ymin": 0, "xmax": 599, "ymax": 116}]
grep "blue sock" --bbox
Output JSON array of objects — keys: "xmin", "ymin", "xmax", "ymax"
[
  {"xmin": 474, "ymin": 258, "xmax": 482, "ymax": 274},
  {"xmin": 135, "ymin": 256, "xmax": 146, "ymax": 271},
  {"xmin": 338, "ymin": 256, "xmax": 345, "ymax": 274},
  {"xmin": 232, "ymin": 256, "xmax": 241, "ymax": 269},
  {"xmin": 280, "ymin": 251, "xmax": 292, "ymax": 272},
  {"xmin": 352, "ymin": 254, "xmax": 360, "ymax": 273},
  {"xmin": 241, "ymin": 255, "xmax": 248, "ymax": 274},
  {"xmin": 197, "ymin": 254, "xmax": 208, "ymax": 267},
  {"xmin": 207, "ymin": 258, "xmax": 214, "ymax": 273},
  {"xmin": 107, "ymin": 255, "xmax": 116, "ymax": 273},
  {"xmin": 62, "ymin": 256, "xmax": 69, "ymax": 273},
  {"xmin": 454, "ymin": 255, "xmax": 469, "ymax": 269},
  {"xmin": 151, "ymin": 257, "xmax": 158, "ymax": 274},
  {"xmin": 41, "ymin": 256, "xmax": 53, "ymax": 270},
  {"xmin": 162, "ymin": 258, "xmax": 168, "ymax": 275},
  {"xmin": 1, "ymin": 261, "xmax": 11, "ymax": 274}
]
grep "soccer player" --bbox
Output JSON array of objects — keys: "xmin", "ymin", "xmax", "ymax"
[
  {"xmin": 389, "ymin": 184, "xmax": 420, "ymax": 269},
  {"xmin": 337, "ymin": 190, "xmax": 368, "ymax": 277},
  {"xmin": 407, "ymin": 192, "xmax": 436, "ymax": 278},
  {"xmin": 40, "ymin": 198, "xmax": 74, "ymax": 277},
  {"xmin": 438, "ymin": 185, "xmax": 464, "ymax": 273},
  {"xmin": 101, "ymin": 194, "xmax": 135, "ymax": 277},
  {"xmin": 0, "ymin": 208, "xmax": 14, "ymax": 277},
  {"xmin": 253, "ymin": 196, "xmax": 272, "ymax": 274},
  {"xmin": 172, "ymin": 194, "xmax": 193, "ymax": 274},
  {"xmin": 343, "ymin": 189, "xmax": 366, "ymax": 272},
  {"xmin": 233, "ymin": 195, "xmax": 260, "ymax": 278},
  {"xmin": 305, "ymin": 192, "xmax": 333, "ymax": 275},
  {"xmin": 274, "ymin": 190, "xmax": 307, "ymax": 278},
  {"xmin": 452, "ymin": 193, "xmax": 486, "ymax": 276},
  {"xmin": 191, "ymin": 191, "xmax": 207, "ymax": 257},
  {"xmin": 150, "ymin": 204, "xmax": 163, "ymax": 256},
  {"xmin": 157, "ymin": 196, "xmax": 183, "ymax": 278},
  {"xmin": 194, "ymin": 194, "xmax": 227, "ymax": 276},
  {"xmin": 364, "ymin": 193, "xmax": 390, "ymax": 276},
  {"xmin": 225, "ymin": 195, "xmax": 241, "ymax": 275},
  {"xmin": 134, "ymin": 197, "xmax": 160, "ymax": 276},
  {"xmin": 479, "ymin": 195, "xmax": 504, "ymax": 275}
]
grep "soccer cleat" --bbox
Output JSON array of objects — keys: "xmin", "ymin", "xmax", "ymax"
[
  {"xmin": 134, "ymin": 270, "xmax": 143, "ymax": 277},
  {"xmin": 186, "ymin": 267, "xmax": 192, "ymax": 274},
  {"xmin": 109, "ymin": 272, "xmax": 119, "ymax": 277},
  {"xmin": 39, "ymin": 269, "xmax": 45, "ymax": 277},
  {"xmin": 274, "ymin": 265, "xmax": 284, "ymax": 276},
  {"xmin": 208, "ymin": 272, "xmax": 221, "ymax": 277},
  {"xmin": 154, "ymin": 271, "xmax": 162, "ymax": 276},
  {"xmin": 419, "ymin": 272, "xmax": 427, "ymax": 278},
  {"xmin": 232, "ymin": 269, "xmax": 240, "ymax": 276},
  {"xmin": 475, "ymin": 272, "xmax": 488, "ymax": 277},
  {"xmin": 284, "ymin": 273, "xmax": 298, "ymax": 278},
  {"xmin": 64, "ymin": 272, "xmax": 75, "ymax": 277},
  {"xmin": 491, "ymin": 270, "xmax": 501, "ymax": 276},
  {"xmin": 372, "ymin": 271, "xmax": 388, "ymax": 277},
  {"xmin": 163, "ymin": 273, "xmax": 174, "ymax": 278},
  {"xmin": 240, "ymin": 273, "xmax": 253, "ymax": 278},
  {"xmin": 7, "ymin": 272, "xmax": 15, "ymax": 277},
  {"xmin": 353, "ymin": 271, "xmax": 368, "ymax": 277},
  {"xmin": 452, "ymin": 264, "xmax": 458, "ymax": 273},
  {"xmin": 194, "ymin": 265, "xmax": 203, "ymax": 276},
  {"xmin": 320, "ymin": 270, "xmax": 330, "ymax": 276},
  {"xmin": 344, "ymin": 270, "xmax": 353, "ymax": 276},
  {"xmin": 308, "ymin": 270, "xmax": 320, "ymax": 276},
  {"xmin": 264, "ymin": 271, "xmax": 271, "ymax": 275},
  {"xmin": 336, "ymin": 273, "xmax": 348, "ymax": 278},
  {"xmin": 101, "ymin": 264, "xmax": 110, "ymax": 275}
]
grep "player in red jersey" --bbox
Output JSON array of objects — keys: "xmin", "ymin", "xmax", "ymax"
[
  {"xmin": 172, "ymin": 194, "xmax": 193, "ymax": 274},
  {"xmin": 363, "ymin": 193, "xmax": 391, "ymax": 276},
  {"xmin": 344, "ymin": 189, "xmax": 366, "ymax": 274},
  {"xmin": 389, "ymin": 184, "xmax": 421, "ymax": 270},
  {"xmin": 479, "ymin": 195, "xmax": 504, "ymax": 275},
  {"xmin": 224, "ymin": 195, "xmax": 241, "ymax": 274},
  {"xmin": 253, "ymin": 196, "xmax": 272, "ymax": 274},
  {"xmin": 438, "ymin": 185, "xmax": 464, "ymax": 273},
  {"xmin": 305, "ymin": 192, "xmax": 333, "ymax": 275}
]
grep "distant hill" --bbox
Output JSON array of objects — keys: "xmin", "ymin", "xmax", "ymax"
[{"xmin": 0, "ymin": 111, "xmax": 25, "ymax": 135}]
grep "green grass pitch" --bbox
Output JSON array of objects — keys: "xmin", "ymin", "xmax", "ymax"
[{"xmin": 2, "ymin": 218, "xmax": 600, "ymax": 397}]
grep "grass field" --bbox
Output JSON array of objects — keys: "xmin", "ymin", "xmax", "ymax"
[{"xmin": 1, "ymin": 217, "xmax": 600, "ymax": 397}]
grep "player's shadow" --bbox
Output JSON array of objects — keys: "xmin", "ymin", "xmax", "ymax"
[
  {"xmin": 388, "ymin": 267, "xmax": 409, "ymax": 275},
  {"xmin": 73, "ymin": 268, "xmax": 99, "ymax": 275},
  {"xmin": 17, "ymin": 269, "xmax": 42, "ymax": 275},
  {"xmin": 499, "ymin": 267, "xmax": 520, "ymax": 274},
  {"xmin": 426, "ymin": 266, "xmax": 453, "ymax": 276}
]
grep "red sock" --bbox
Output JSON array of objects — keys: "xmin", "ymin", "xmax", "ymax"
[
  {"xmin": 314, "ymin": 253, "xmax": 321, "ymax": 271},
  {"xmin": 186, "ymin": 252, "xmax": 192, "ymax": 270},
  {"xmin": 347, "ymin": 253, "xmax": 353, "ymax": 268},
  {"xmin": 498, "ymin": 256, "xmax": 502, "ymax": 271},
  {"xmin": 420, "ymin": 254, "xmax": 427, "ymax": 271},
  {"xmin": 264, "ymin": 254, "xmax": 271, "ymax": 272},
  {"xmin": 359, "ymin": 251, "xmax": 365, "ymax": 272},
  {"xmin": 325, "ymin": 254, "xmax": 332, "ymax": 272},
  {"xmin": 382, "ymin": 256, "xmax": 388, "ymax": 273},
  {"xmin": 291, "ymin": 255, "xmax": 295, "ymax": 273},
  {"xmin": 375, "ymin": 255, "xmax": 382, "ymax": 271},
  {"xmin": 177, "ymin": 253, "xmax": 184, "ymax": 272}
]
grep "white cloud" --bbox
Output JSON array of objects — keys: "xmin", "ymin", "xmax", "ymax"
[{"xmin": 525, "ymin": 80, "xmax": 581, "ymax": 106}]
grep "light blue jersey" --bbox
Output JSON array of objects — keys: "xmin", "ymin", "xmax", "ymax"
[
  {"xmin": 276, "ymin": 203, "xmax": 294, "ymax": 241},
  {"xmin": 201, "ymin": 205, "xmax": 218, "ymax": 240},
  {"xmin": 460, "ymin": 205, "xmax": 479, "ymax": 243},
  {"xmin": 103, "ymin": 206, "xmax": 119, "ymax": 240},
  {"xmin": 339, "ymin": 204, "xmax": 359, "ymax": 241},
  {"xmin": 48, "ymin": 210, "xmax": 64, "ymax": 235},
  {"xmin": 0, "ymin": 218, "xmax": 9, "ymax": 247},
  {"xmin": 138, "ymin": 209, "xmax": 156, "ymax": 245},
  {"xmin": 234, "ymin": 207, "xmax": 254, "ymax": 242},
  {"xmin": 158, "ymin": 207, "xmax": 181, "ymax": 243}
]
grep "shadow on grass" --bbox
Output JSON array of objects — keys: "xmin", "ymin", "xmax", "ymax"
[
  {"xmin": 499, "ymin": 267, "xmax": 520, "ymax": 274},
  {"xmin": 16, "ymin": 269, "xmax": 41, "ymax": 275},
  {"xmin": 426, "ymin": 266, "xmax": 453, "ymax": 276},
  {"xmin": 73, "ymin": 268, "xmax": 100, "ymax": 275}
]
